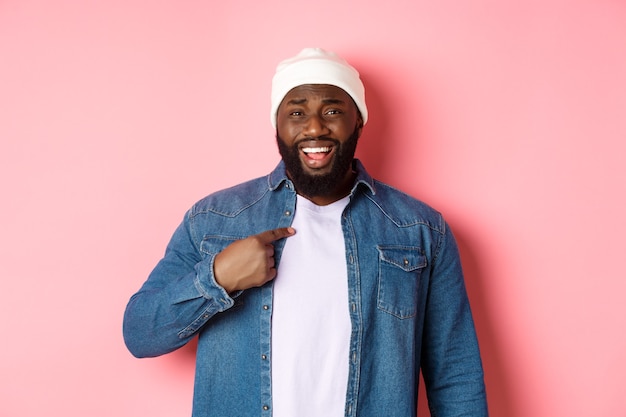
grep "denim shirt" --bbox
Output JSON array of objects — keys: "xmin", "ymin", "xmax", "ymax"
[{"xmin": 123, "ymin": 160, "xmax": 488, "ymax": 417}]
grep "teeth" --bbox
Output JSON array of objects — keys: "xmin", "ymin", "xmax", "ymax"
[{"xmin": 302, "ymin": 146, "xmax": 331, "ymax": 153}]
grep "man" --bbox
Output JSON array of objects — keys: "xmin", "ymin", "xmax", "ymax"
[{"xmin": 123, "ymin": 48, "xmax": 488, "ymax": 417}]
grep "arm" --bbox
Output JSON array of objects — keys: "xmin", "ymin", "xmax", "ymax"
[
  {"xmin": 421, "ymin": 223, "xmax": 488, "ymax": 417},
  {"xmin": 122, "ymin": 210, "xmax": 294, "ymax": 358}
]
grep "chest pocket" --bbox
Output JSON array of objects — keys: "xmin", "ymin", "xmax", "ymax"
[
  {"xmin": 376, "ymin": 246, "xmax": 426, "ymax": 319},
  {"xmin": 200, "ymin": 235, "xmax": 242, "ymax": 257}
]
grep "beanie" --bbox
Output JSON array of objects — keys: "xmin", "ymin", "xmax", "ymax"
[{"xmin": 270, "ymin": 48, "xmax": 368, "ymax": 129}]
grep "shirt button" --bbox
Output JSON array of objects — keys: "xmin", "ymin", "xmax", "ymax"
[
  {"xmin": 263, "ymin": 305, "xmax": 269, "ymax": 310},
  {"xmin": 263, "ymin": 405, "xmax": 269, "ymax": 411},
  {"xmin": 284, "ymin": 210, "xmax": 291, "ymax": 216},
  {"xmin": 404, "ymin": 259, "xmax": 409, "ymax": 266},
  {"xmin": 261, "ymin": 354, "xmax": 267, "ymax": 360}
]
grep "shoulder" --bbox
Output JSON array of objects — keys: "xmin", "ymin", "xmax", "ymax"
[{"xmin": 362, "ymin": 179, "xmax": 446, "ymax": 234}]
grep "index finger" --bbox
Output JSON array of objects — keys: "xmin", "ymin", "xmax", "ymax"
[{"xmin": 256, "ymin": 227, "xmax": 296, "ymax": 244}]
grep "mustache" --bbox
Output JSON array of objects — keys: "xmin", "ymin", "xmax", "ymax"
[{"xmin": 294, "ymin": 136, "xmax": 340, "ymax": 146}]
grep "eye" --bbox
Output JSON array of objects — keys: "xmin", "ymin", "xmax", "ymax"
[
  {"xmin": 289, "ymin": 110, "xmax": 304, "ymax": 117},
  {"xmin": 325, "ymin": 109, "xmax": 342, "ymax": 115}
]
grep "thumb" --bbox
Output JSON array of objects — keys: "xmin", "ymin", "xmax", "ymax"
[{"xmin": 256, "ymin": 227, "xmax": 296, "ymax": 244}]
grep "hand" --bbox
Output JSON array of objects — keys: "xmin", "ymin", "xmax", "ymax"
[{"xmin": 213, "ymin": 227, "xmax": 296, "ymax": 293}]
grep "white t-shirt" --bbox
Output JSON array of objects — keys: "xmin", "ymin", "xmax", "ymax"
[{"xmin": 271, "ymin": 195, "xmax": 351, "ymax": 417}]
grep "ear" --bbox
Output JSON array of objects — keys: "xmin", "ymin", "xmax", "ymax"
[{"xmin": 356, "ymin": 115, "xmax": 364, "ymax": 137}]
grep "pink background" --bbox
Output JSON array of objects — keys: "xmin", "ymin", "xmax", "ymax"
[{"xmin": 1, "ymin": 1, "xmax": 625, "ymax": 416}]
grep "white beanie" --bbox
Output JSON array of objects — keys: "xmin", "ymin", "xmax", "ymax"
[{"xmin": 270, "ymin": 48, "xmax": 368, "ymax": 129}]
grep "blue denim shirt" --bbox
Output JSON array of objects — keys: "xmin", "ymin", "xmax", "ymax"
[{"xmin": 123, "ymin": 160, "xmax": 488, "ymax": 417}]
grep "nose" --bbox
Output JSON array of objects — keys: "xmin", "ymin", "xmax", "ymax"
[{"xmin": 302, "ymin": 114, "xmax": 330, "ymax": 138}]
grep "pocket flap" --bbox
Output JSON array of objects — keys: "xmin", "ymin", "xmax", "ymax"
[
  {"xmin": 200, "ymin": 235, "xmax": 242, "ymax": 255},
  {"xmin": 377, "ymin": 246, "xmax": 426, "ymax": 272}
]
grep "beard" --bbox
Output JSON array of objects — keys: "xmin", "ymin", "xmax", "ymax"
[{"xmin": 276, "ymin": 128, "xmax": 360, "ymax": 198}]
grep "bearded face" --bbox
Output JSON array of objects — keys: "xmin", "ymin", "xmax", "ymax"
[
  {"xmin": 274, "ymin": 84, "xmax": 363, "ymax": 202},
  {"xmin": 276, "ymin": 127, "xmax": 359, "ymax": 198}
]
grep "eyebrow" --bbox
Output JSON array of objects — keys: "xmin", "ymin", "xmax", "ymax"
[{"xmin": 285, "ymin": 97, "xmax": 347, "ymax": 106}]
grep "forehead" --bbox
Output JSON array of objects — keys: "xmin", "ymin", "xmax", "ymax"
[{"xmin": 281, "ymin": 84, "xmax": 354, "ymax": 105}]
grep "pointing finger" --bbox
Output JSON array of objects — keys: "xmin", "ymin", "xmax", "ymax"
[{"xmin": 257, "ymin": 227, "xmax": 296, "ymax": 244}]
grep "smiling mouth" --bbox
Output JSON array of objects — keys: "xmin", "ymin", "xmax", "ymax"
[{"xmin": 302, "ymin": 146, "xmax": 332, "ymax": 160}]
